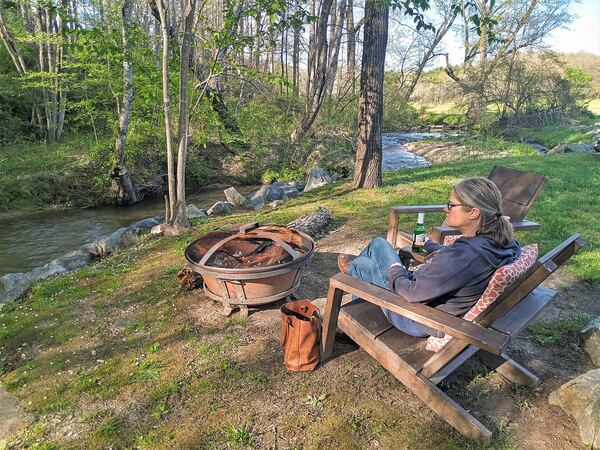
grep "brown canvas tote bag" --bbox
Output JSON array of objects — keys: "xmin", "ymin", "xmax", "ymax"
[{"xmin": 280, "ymin": 300, "xmax": 322, "ymax": 372}]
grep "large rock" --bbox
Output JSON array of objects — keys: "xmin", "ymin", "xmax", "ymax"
[
  {"xmin": 548, "ymin": 369, "xmax": 600, "ymax": 449},
  {"xmin": 93, "ymin": 227, "xmax": 139, "ymax": 257},
  {"xmin": 271, "ymin": 182, "xmax": 300, "ymax": 199},
  {"xmin": 249, "ymin": 195, "xmax": 265, "ymax": 211},
  {"xmin": 290, "ymin": 180, "xmax": 306, "ymax": 191},
  {"xmin": 131, "ymin": 215, "xmax": 163, "ymax": 231},
  {"xmin": 548, "ymin": 143, "xmax": 595, "ymax": 154},
  {"xmin": 51, "ymin": 249, "xmax": 92, "ymax": 271},
  {"xmin": 224, "ymin": 187, "xmax": 249, "ymax": 206},
  {"xmin": 581, "ymin": 317, "xmax": 600, "ymax": 367},
  {"xmin": 303, "ymin": 168, "xmax": 333, "ymax": 192},
  {"xmin": 186, "ymin": 204, "xmax": 208, "ymax": 219},
  {"xmin": 207, "ymin": 201, "xmax": 234, "ymax": 216},
  {"xmin": 249, "ymin": 185, "xmax": 285, "ymax": 203},
  {"xmin": 1, "ymin": 272, "xmax": 36, "ymax": 303}
]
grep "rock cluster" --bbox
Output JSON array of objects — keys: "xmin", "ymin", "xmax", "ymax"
[{"xmin": 1, "ymin": 168, "xmax": 338, "ymax": 304}]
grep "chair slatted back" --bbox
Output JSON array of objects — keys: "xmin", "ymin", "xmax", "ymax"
[{"xmin": 488, "ymin": 166, "xmax": 546, "ymax": 222}]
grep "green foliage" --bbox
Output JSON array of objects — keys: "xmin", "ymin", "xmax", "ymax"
[
  {"xmin": 222, "ymin": 424, "xmax": 254, "ymax": 447},
  {"xmin": 261, "ymin": 166, "xmax": 305, "ymax": 184},
  {"xmin": 527, "ymin": 315, "xmax": 589, "ymax": 345}
]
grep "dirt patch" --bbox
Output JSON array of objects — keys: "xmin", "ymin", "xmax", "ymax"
[
  {"xmin": 184, "ymin": 224, "xmax": 597, "ymax": 448},
  {"xmin": 404, "ymin": 141, "xmax": 514, "ymax": 164}
]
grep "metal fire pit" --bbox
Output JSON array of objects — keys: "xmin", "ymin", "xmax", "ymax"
[{"xmin": 185, "ymin": 222, "xmax": 314, "ymax": 315}]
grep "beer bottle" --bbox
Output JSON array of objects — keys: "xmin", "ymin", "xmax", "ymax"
[{"xmin": 412, "ymin": 212, "xmax": 426, "ymax": 252}]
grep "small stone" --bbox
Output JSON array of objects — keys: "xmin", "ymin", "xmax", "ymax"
[{"xmin": 150, "ymin": 223, "xmax": 165, "ymax": 235}]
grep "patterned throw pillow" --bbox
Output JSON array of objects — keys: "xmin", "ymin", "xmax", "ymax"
[{"xmin": 425, "ymin": 244, "xmax": 539, "ymax": 352}]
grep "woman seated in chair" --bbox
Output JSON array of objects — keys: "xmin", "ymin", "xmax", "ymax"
[{"xmin": 337, "ymin": 177, "xmax": 521, "ymax": 338}]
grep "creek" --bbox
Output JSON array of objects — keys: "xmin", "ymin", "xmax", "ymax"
[{"xmin": 0, "ymin": 132, "xmax": 442, "ymax": 277}]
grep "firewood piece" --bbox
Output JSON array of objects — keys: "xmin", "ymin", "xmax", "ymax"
[
  {"xmin": 287, "ymin": 207, "xmax": 333, "ymax": 240},
  {"xmin": 177, "ymin": 266, "xmax": 203, "ymax": 290}
]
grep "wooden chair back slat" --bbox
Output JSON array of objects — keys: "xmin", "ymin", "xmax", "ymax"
[{"xmin": 488, "ymin": 166, "xmax": 546, "ymax": 222}]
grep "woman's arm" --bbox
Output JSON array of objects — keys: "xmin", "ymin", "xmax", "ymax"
[{"xmin": 387, "ymin": 242, "xmax": 477, "ymax": 303}]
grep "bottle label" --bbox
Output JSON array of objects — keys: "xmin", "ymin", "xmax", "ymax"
[{"xmin": 414, "ymin": 233, "xmax": 425, "ymax": 245}]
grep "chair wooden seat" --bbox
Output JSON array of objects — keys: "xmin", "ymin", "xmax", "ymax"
[{"xmin": 321, "ymin": 234, "xmax": 586, "ymax": 441}]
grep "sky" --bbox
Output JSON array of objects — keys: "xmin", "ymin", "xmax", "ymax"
[
  {"xmin": 544, "ymin": 0, "xmax": 600, "ymax": 55},
  {"xmin": 431, "ymin": 0, "xmax": 600, "ymax": 67}
]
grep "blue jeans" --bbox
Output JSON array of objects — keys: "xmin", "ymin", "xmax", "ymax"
[{"xmin": 348, "ymin": 237, "xmax": 433, "ymax": 338}]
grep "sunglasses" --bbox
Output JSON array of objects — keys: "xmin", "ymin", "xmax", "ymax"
[{"xmin": 446, "ymin": 201, "xmax": 471, "ymax": 210}]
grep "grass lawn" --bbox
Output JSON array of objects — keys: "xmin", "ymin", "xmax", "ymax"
[
  {"xmin": 0, "ymin": 136, "xmax": 113, "ymax": 212},
  {"xmin": 1, "ymin": 152, "xmax": 598, "ymax": 448}
]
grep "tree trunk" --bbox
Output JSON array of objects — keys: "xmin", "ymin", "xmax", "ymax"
[
  {"xmin": 346, "ymin": 0, "xmax": 355, "ymax": 93},
  {"xmin": 325, "ymin": 0, "xmax": 346, "ymax": 97},
  {"xmin": 112, "ymin": 0, "xmax": 137, "ymax": 205},
  {"xmin": 173, "ymin": 0, "xmax": 197, "ymax": 229},
  {"xmin": 352, "ymin": 0, "xmax": 388, "ymax": 189},
  {"xmin": 292, "ymin": 0, "xmax": 300, "ymax": 96},
  {"xmin": 290, "ymin": 0, "xmax": 334, "ymax": 143},
  {"xmin": 156, "ymin": 0, "xmax": 176, "ymax": 223}
]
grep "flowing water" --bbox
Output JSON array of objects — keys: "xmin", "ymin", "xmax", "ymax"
[
  {"xmin": 0, "ymin": 132, "xmax": 443, "ymax": 277},
  {"xmin": 0, "ymin": 186, "xmax": 255, "ymax": 277}
]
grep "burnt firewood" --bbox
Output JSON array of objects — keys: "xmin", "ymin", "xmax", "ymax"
[{"xmin": 177, "ymin": 267, "xmax": 203, "ymax": 290}]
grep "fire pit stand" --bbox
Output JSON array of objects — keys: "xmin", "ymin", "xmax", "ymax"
[{"xmin": 185, "ymin": 222, "xmax": 315, "ymax": 316}]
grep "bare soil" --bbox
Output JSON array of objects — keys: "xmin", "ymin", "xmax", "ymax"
[{"xmin": 185, "ymin": 223, "xmax": 598, "ymax": 449}]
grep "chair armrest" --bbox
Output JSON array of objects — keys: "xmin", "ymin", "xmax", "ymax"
[
  {"xmin": 390, "ymin": 205, "xmax": 447, "ymax": 214},
  {"xmin": 511, "ymin": 220, "xmax": 541, "ymax": 231},
  {"xmin": 330, "ymin": 273, "xmax": 509, "ymax": 355}
]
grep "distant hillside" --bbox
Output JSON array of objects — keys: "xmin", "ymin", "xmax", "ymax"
[{"xmin": 411, "ymin": 51, "xmax": 600, "ymax": 108}]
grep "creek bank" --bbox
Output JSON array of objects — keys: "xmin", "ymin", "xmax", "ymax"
[
  {"xmin": 0, "ymin": 172, "xmax": 336, "ymax": 304},
  {"xmin": 0, "ymin": 216, "xmax": 163, "ymax": 303}
]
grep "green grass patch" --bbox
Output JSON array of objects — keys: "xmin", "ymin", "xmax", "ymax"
[
  {"xmin": 1, "ymin": 147, "xmax": 598, "ymax": 449},
  {"xmin": 527, "ymin": 314, "xmax": 590, "ymax": 345},
  {"xmin": 505, "ymin": 124, "xmax": 595, "ymax": 149}
]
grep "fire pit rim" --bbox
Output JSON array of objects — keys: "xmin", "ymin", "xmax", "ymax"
[{"xmin": 184, "ymin": 224, "xmax": 315, "ymax": 276}]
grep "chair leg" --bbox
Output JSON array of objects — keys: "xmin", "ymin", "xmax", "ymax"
[
  {"xmin": 340, "ymin": 320, "xmax": 492, "ymax": 441},
  {"xmin": 321, "ymin": 284, "xmax": 344, "ymax": 361},
  {"xmin": 477, "ymin": 350, "xmax": 539, "ymax": 387}
]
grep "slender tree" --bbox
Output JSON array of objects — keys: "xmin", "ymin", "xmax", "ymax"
[
  {"xmin": 112, "ymin": 0, "xmax": 137, "ymax": 205},
  {"xmin": 172, "ymin": 0, "xmax": 197, "ymax": 229},
  {"xmin": 290, "ymin": 0, "xmax": 334, "ymax": 143}
]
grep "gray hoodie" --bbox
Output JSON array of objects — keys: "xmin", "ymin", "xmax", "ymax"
[{"xmin": 387, "ymin": 235, "xmax": 521, "ymax": 316}]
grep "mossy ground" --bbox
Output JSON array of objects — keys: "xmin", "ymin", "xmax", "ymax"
[{"xmin": 1, "ymin": 151, "xmax": 599, "ymax": 448}]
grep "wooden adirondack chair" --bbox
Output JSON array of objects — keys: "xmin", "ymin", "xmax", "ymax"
[
  {"xmin": 320, "ymin": 234, "xmax": 586, "ymax": 440},
  {"xmin": 387, "ymin": 166, "xmax": 547, "ymax": 258}
]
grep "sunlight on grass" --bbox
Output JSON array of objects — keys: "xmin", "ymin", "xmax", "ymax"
[
  {"xmin": 1, "ymin": 149, "xmax": 598, "ymax": 448},
  {"xmin": 588, "ymin": 99, "xmax": 600, "ymax": 116}
]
